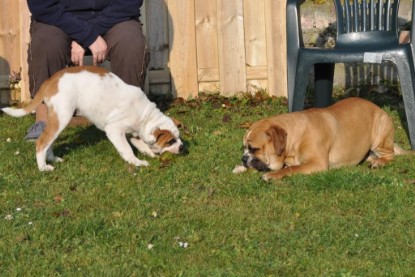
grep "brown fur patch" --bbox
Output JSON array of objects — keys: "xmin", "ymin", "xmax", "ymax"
[
  {"xmin": 36, "ymin": 106, "xmax": 59, "ymax": 152},
  {"xmin": 266, "ymin": 126, "xmax": 287, "ymax": 156},
  {"xmin": 153, "ymin": 128, "xmax": 175, "ymax": 147},
  {"xmin": 65, "ymin": 65, "xmax": 109, "ymax": 76}
]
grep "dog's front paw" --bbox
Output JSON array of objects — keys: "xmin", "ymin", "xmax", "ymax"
[
  {"xmin": 137, "ymin": 160, "xmax": 150, "ymax": 167},
  {"xmin": 39, "ymin": 164, "xmax": 55, "ymax": 171},
  {"xmin": 129, "ymin": 158, "xmax": 149, "ymax": 167},
  {"xmin": 232, "ymin": 165, "xmax": 247, "ymax": 174},
  {"xmin": 144, "ymin": 151, "xmax": 156, "ymax": 158},
  {"xmin": 130, "ymin": 137, "xmax": 156, "ymax": 158},
  {"xmin": 262, "ymin": 173, "xmax": 272, "ymax": 182},
  {"xmin": 262, "ymin": 172, "xmax": 284, "ymax": 181}
]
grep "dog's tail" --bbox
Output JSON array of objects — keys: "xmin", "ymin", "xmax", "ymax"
[
  {"xmin": 1, "ymin": 78, "xmax": 50, "ymax": 117},
  {"xmin": 394, "ymin": 143, "xmax": 415, "ymax": 155}
]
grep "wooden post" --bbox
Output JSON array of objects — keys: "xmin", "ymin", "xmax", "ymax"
[
  {"xmin": 195, "ymin": 0, "xmax": 220, "ymax": 93},
  {"xmin": 266, "ymin": 0, "xmax": 287, "ymax": 97},
  {"xmin": 217, "ymin": 0, "xmax": 247, "ymax": 96},
  {"xmin": 144, "ymin": 0, "xmax": 171, "ymax": 94},
  {"xmin": 243, "ymin": 0, "xmax": 268, "ymax": 93},
  {"xmin": 19, "ymin": 0, "xmax": 31, "ymax": 102},
  {"xmin": 167, "ymin": 0, "xmax": 199, "ymax": 99},
  {"xmin": 0, "ymin": 1, "xmax": 20, "ymax": 88}
]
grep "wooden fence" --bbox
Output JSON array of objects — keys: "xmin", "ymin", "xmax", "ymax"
[{"xmin": 0, "ymin": 0, "xmax": 287, "ymax": 103}]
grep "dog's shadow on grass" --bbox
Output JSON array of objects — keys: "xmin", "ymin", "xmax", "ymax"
[
  {"xmin": 52, "ymin": 125, "xmax": 192, "ymax": 162},
  {"xmin": 53, "ymin": 126, "xmax": 106, "ymax": 157}
]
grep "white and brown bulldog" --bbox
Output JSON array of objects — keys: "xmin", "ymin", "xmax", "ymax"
[
  {"xmin": 2, "ymin": 66, "xmax": 184, "ymax": 171},
  {"xmin": 234, "ymin": 97, "xmax": 401, "ymax": 181}
]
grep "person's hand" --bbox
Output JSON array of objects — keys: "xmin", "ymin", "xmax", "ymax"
[
  {"xmin": 71, "ymin": 41, "xmax": 86, "ymax": 66},
  {"xmin": 88, "ymin": 36, "xmax": 107, "ymax": 66}
]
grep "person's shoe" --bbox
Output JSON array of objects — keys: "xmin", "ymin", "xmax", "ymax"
[{"xmin": 24, "ymin": 121, "xmax": 46, "ymax": 141}]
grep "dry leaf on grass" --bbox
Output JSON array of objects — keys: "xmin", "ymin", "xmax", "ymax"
[
  {"xmin": 222, "ymin": 114, "xmax": 232, "ymax": 123},
  {"xmin": 52, "ymin": 209, "xmax": 72, "ymax": 218},
  {"xmin": 239, "ymin": 122, "xmax": 252, "ymax": 129},
  {"xmin": 54, "ymin": 195, "xmax": 64, "ymax": 203}
]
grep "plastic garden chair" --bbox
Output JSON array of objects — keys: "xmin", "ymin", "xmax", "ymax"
[{"xmin": 286, "ymin": 0, "xmax": 415, "ymax": 149}]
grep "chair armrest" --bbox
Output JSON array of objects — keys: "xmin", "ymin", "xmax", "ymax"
[
  {"xmin": 287, "ymin": 0, "xmax": 305, "ymax": 5},
  {"xmin": 286, "ymin": 0, "xmax": 305, "ymax": 49},
  {"xmin": 411, "ymin": 0, "xmax": 415, "ymax": 43},
  {"xmin": 286, "ymin": 0, "xmax": 306, "ymax": 111}
]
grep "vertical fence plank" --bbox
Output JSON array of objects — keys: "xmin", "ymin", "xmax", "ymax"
[
  {"xmin": 167, "ymin": 0, "xmax": 198, "ymax": 99},
  {"xmin": 146, "ymin": 0, "xmax": 169, "ymax": 71},
  {"xmin": 0, "ymin": 0, "xmax": 24, "ymax": 104},
  {"xmin": 1, "ymin": 0, "xmax": 290, "ymax": 102},
  {"xmin": 144, "ymin": 0, "xmax": 171, "ymax": 94},
  {"xmin": 0, "ymin": 1, "xmax": 11, "ymax": 96},
  {"xmin": 19, "ymin": 0, "xmax": 31, "ymax": 102},
  {"xmin": 243, "ymin": 0, "xmax": 268, "ymax": 93},
  {"xmin": 265, "ymin": 0, "xmax": 287, "ymax": 97},
  {"xmin": 195, "ymin": 0, "xmax": 220, "ymax": 93},
  {"xmin": 0, "ymin": 1, "xmax": 20, "ymax": 80},
  {"xmin": 217, "ymin": 0, "xmax": 247, "ymax": 96}
]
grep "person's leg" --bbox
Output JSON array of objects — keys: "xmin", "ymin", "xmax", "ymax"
[
  {"xmin": 27, "ymin": 21, "xmax": 71, "ymax": 140},
  {"xmin": 104, "ymin": 20, "xmax": 150, "ymax": 88}
]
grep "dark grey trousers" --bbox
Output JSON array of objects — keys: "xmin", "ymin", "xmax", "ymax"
[{"xmin": 28, "ymin": 20, "xmax": 149, "ymax": 97}]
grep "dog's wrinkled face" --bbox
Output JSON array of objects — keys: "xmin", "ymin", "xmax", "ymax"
[
  {"xmin": 242, "ymin": 123, "xmax": 287, "ymax": 171},
  {"xmin": 151, "ymin": 128, "xmax": 184, "ymax": 155}
]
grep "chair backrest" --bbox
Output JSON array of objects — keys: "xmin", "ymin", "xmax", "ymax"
[{"xmin": 334, "ymin": 0, "xmax": 400, "ymax": 48}]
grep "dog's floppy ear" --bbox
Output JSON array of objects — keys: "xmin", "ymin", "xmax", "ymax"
[
  {"xmin": 153, "ymin": 128, "xmax": 170, "ymax": 142},
  {"xmin": 171, "ymin": 118, "xmax": 183, "ymax": 128},
  {"xmin": 266, "ymin": 125, "xmax": 287, "ymax": 156}
]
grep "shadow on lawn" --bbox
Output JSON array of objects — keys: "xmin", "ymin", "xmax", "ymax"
[
  {"xmin": 52, "ymin": 121, "xmax": 192, "ymax": 162},
  {"xmin": 53, "ymin": 125, "xmax": 106, "ymax": 158}
]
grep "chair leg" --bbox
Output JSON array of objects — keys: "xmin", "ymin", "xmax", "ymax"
[
  {"xmin": 287, "ymin": 53, "xmax": 299, "ymax": 112},
  {"xmin": 401, "ymin": 88, "xmax": 415, "ymax": 149},
  {"xmin": 314, "ymin": 63, "xmax": 335, "ymax": 108},
  {"xmin": 393, "ymin": 57, "xmax": 415, "ymax": 149},
  {"xmin": 291, "ymin": 62, "xmax": 312, "ymax": 112}
]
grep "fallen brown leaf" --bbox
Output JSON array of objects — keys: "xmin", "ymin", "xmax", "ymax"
[
  {"xmin": 222, "ymin": 114, "xmax": 232, "ymax": 123},
  {"xmin": 52, "ymin": 209, "xmax": 72, "ymax": 218},
  {"xmin": 239, "ymin": 122, "xmax": 252, "ymax": 129},
  {"xmin": 54, "ymin": 195, "xmax": 64, "ymax": 203}
]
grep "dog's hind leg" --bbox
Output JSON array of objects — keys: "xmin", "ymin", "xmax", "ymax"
[
  {"xmin": 369, "ymin": 114, "xmax": 395, "ymax": 168},
  {"xmin": 46, "ymin": 147, "xmax": 64, "ymax": 163},
  {"xmin": 35, "ymin": 106, "xmax": 72, "ymax": 171},
  {"xmin": 105, "ymin": 125, "xmax": 149, "ymax": 167}
]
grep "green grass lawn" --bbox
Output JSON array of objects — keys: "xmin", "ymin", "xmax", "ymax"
[{"xmin": 1, "ymin": 93, "xmax": 415, "ymax": 276}]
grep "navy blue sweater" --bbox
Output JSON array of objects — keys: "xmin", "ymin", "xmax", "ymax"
[{"xmin": 28, "ymin": 0, "xmax": 144, "ymax": 47}]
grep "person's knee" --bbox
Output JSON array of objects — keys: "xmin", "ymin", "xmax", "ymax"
[
  {"xmin": 113, "ymin": 41, "xmax": 146, "ymax": 63},
  {"xmin": 106, "ymin": 20, "xmax": 147, "ymax": 61},
  {"xmin": 30, "ymin": 23, "xmax": 70, "ymax": 58}
]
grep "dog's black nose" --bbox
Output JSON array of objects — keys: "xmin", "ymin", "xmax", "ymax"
[
  {"xmin": 242, "ymin": 155, "xmax": 249, "ymax": 167},
  {"xmin": 179, "ymin": 144, "xmax": 185, "ymax": 153}
]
